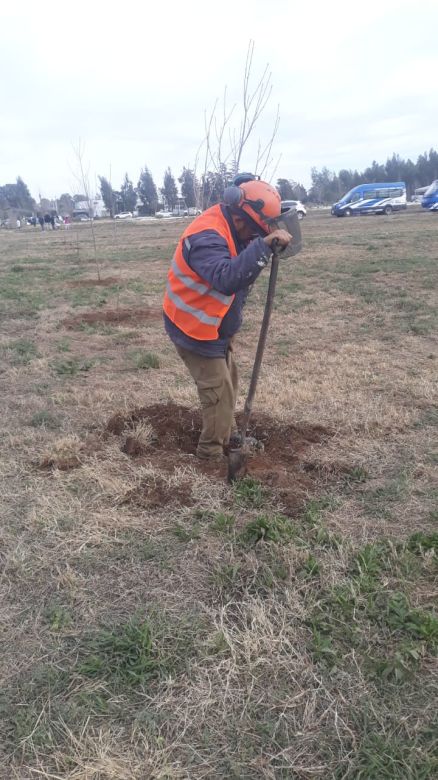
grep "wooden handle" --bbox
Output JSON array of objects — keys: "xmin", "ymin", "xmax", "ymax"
[{"xmin": 240, "ymin": 247, "xmax": 280, "ymax": 439}]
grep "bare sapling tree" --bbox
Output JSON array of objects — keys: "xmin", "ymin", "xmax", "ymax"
[
  {"xmin": 109, "ymin": 163, "xmax": 123, "ymax": 311},
  {"xmin": 72, "ymin": 140, "xmax": 101, "ymax": 281},
  {"xmin": 194, "ymin": 40, "xmax": 281, "ymax": 209}
]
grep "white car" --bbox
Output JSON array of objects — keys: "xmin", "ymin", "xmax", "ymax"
[
  {"xmin": 184, "ymin": 207, "xmax": 202, "ymax": 216},
  {"xmin": 155, "ymin": 210, "xmax": 173, "ymax": 218},
  {"xmin": 281, "ymin": 200, "xmax": 307, "ymax": 219},
  {"xmin": 114, "ymin": 211, "xmax": 133, "ymax": 220}
]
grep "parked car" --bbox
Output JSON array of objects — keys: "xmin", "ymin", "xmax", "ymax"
[
  {"xmin": 114, "ymin": 211, "xmax": 133, "ymax": 220},
  {"xmin": 281, "ymin": 200, "xmax": 307, "ymax": 219},
  {"xmin": 184, "ymin": 207, "xmax": 202, "ymax": 216},
  {"xmin": 155, "ymin": 210, "xmax": 173, "ymax": 218}
]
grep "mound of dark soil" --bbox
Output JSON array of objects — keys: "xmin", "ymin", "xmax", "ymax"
[
  {"xmin": 108, "ymin": 402, "xmax": 331, "ymax": 464},
  {"xmin": 107, "ymin": 402, "xmax": 336, "ymax": 514},
  {"xmin": 63, "ymin": 307, "xmax": 161, "ymax": 328},
  {"xmin": 107, "ymin": 402, "xmax": 201, "ymax": 452}
]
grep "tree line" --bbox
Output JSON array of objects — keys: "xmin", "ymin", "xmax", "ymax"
[
  {"xmin": 306, "ymin": 149, "xmax": 438, "ymax": 204},
  {"xmin": 1, "ymin": 149, "xmax": 437, "ymax": 219}
]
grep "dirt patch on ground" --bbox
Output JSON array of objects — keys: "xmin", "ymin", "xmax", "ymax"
[
  {"xmin": 67, "ymin": 277, "xmax": 120, "ymax": 288},
  {"xmin": 107, "ymin": 402, "xmax": 336, "ymax": 514},
  {"xmin": 62, "ymin": 307, "xmax": 161, "ymax": 328},
  {"xmin": 108, "ymin": 403, "xmax": 201, "ymax": 451},
  {"xmin": 121, "ymin": 475, "xmax": 194, "ymax": 509}
]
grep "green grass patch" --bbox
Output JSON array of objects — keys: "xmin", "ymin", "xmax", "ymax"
[
  {"xmin": 310, "ymin": 537, "xmax": 437, "ymax": 682},
  {"xmin": 128, "ymin": 350, "xmax": 160, "ymax": 370},
  {"xmin": 5, "ymin": 338, "xmax": 39, "ymax": 364},
  {"xmin": 29, "ymin": 410, "xmax": 60, "ymax": 429},
  {"xmin": 78, "ymin": 619, "xmax": 158, "ymax": 685},
  {"xmin": 233, "ymin": 476, "xmax": 268, "ymax": 508},
  {"xmin": 44, "ymin": 605, "xmax": 72, "ymax": 632},
  {"xmin": 50, "ymin": 357, "xmax": 95, "ymax": 376},
  {"xmin": 239, "ymin": 514, "xmax": 296, "ymax": 546}
]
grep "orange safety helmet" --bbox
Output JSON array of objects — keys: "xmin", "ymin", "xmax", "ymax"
[{"xmin": 223, "ymin": 177, "xmax": 281, "ymax": 234}]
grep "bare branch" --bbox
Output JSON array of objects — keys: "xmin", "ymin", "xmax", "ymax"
[
  {"xmin": 194, "ymin": 40, "xmax": 281, "ymax": 207},
  {"xmin": 255, "ymin": 105, "xmax": 280, "ymax": 178},
  {"xmin": 71, "ymin": 140, "xmax": 101, "ymax": 280}
]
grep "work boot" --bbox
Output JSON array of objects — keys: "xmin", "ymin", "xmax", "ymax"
[{"xmin": 196, "ymin": 449, "xmax": 227, "ymax": 463}]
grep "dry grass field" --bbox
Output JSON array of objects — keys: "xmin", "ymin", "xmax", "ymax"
[{"xmin": 0, "ymin": 209, "xmax": 437, "ymax": 779}]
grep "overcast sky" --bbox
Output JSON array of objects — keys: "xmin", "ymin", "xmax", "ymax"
[{"xmin": 1, "ymin": 0, "xmax": 436, "ymax": 200}]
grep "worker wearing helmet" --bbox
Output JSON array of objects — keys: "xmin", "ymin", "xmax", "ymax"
[{"xmin": 163, "ymin": 174, "xmax": 292, "ymax": 461}]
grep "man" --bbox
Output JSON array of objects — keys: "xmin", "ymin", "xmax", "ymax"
[{"xmin": 163, "ymin": 175, "xmax": 292, "ymax": 462}]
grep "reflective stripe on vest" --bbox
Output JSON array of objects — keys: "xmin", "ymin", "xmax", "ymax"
[
  {"xmin": 170, "ymin": 258, "xmax": 233, "ymax": 306},
  {"xmin": 163, "ymin": 204, "xmax": 238, "ymax": 341},
  {"xmin": 165, "ymin": 283, "xmax": 222, "ymax": 326}
]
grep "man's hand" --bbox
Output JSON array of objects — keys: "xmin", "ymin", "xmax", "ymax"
[{"xmin": 263, "ymin": 229, "xmax": 292, "ymax": 250}]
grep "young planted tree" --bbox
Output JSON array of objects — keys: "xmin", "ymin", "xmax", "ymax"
[
  {"xmin": 120, "ymin": 174, "xmax": 137, "ymax": 213},
  {"xmin": 138, "ymin": 167, "xmax": 158, "ymax": 215},
  {"xmin": 195, "ymin": 40, "xmax": 280, "ymax": 209},
  {"xmin": 161, "ymin": 168, "xmax": 178, "ymax": 210},
  {"xmin": 72, "ymin": 140, "xmax": 101, "ymax": 279}
]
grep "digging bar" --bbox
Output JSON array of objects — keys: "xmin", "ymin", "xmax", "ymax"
[
  {"xmin": 227, "ymin": 243, "xmax": 281, "ymax": 483},
  {"xmin": 227, "ymin": 208, "xmax": 303, "ymax": 483}
]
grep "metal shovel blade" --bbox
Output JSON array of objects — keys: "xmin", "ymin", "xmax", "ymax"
[{"xmin": 227, "ymin": 445, "xmax": 249, "ymax": 483}]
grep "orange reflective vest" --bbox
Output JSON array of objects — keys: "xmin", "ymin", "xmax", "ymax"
[{"xmin": 163, "ymin": 205, "xmax": 238, "ymax": 340}]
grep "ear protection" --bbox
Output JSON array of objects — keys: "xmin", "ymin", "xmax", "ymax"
[
  {"xmin": 223, "ymin": 185, "xmax": 243, "ymax": 208},
  {"xmin": 223, "ymin": 185, "xmax": 265, "ymax": 215},
  {"xmin": 223, "ymin": 172, "xmax": 261, "ymax": 209}
]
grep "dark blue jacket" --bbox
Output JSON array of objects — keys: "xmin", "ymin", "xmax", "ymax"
[{"xmin": 164, "ymin": 205, "xmax": 270, "ymax": 357}]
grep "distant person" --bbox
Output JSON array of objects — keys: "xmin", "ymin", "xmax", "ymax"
[
  {"xmin": 38, "ymin": 216, "xmax": 44, "ymax": 230},
  {"xmin": 64, "ymin": 215, "xmax": 71, "ymax": 230},
  {"xmin": 31, "ymin": 216, "xmax": 37, "ymax": 228},
  {"xmin": 50, "ymin": 215, "xmax": 56, "ymax": 230},
  {"xmin": 16, "ymin": 218, "xmax": 21, "ymax": 229},
  {"xmin": 44, "ymin": 213, "xmax": 51, "ymax": 230}
]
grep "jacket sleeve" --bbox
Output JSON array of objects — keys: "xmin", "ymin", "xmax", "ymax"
[{"xmin": 183, "ymin": 229, "xmax": 271, "ymax": 295}]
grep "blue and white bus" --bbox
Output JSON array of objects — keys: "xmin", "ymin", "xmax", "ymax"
[
  {"xmin": 421, "ymin": 180, "xmax": 438, "ymax": 211},
  {"xmin": 331, "ymin": 182, "xmax": 407, "ymax": 217}
]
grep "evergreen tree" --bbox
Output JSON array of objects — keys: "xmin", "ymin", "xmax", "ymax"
[
  {"xmin": 276, "ymin": 178, "xmax": 295, "ymax": 200},
  {"xmin": 385, "ymin": 153, "xmax": 403, "ymax": 182},
  {"xmin": 178, "ymin": 167, "xmax": 197, "ymax": 208},
  {"xmin": 15, "ymin": 177, "xmax": 34, "ymax": 210},
  {"xmin": 58, "ymin": 193, "xmax": 74, "ymax": 216},
  {"xmin": 99, "ymin": 176, "xmax": 116, "ymax": 217},
  {"xmin": 363, "ymin": 161, "xmax": 386, "ymax": 182},
  {"xmin": 120, "ymin": 173, "xmax": 137, "ymax": 213},
  {"xmin": 200, "ymin": 165, "xmax": 229, "ymax": 208},
  {"xmin": 0, "ymin": 178, "xmax": 34, "ymax": 211},
  {"xmin": 138, "ymin": 166, "xmax": 158, "ymax": 214},
  {"xmin": 161, "ymin": 168, "xmax": 178, "ymax": 210}
]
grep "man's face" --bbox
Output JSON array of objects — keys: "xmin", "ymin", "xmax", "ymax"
[{"xmin": 231, "ymin": 215, "xmax": 265, "ymax": 243}]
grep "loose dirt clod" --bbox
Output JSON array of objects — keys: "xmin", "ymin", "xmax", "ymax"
[{"xmin": 62, "ymin": 307, "xmax": 161, "ymax": 328}]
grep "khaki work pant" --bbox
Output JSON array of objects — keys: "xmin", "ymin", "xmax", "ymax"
[{"xmin": 176, "ymin": 343, "xmax": 238, "ymax": 459}]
